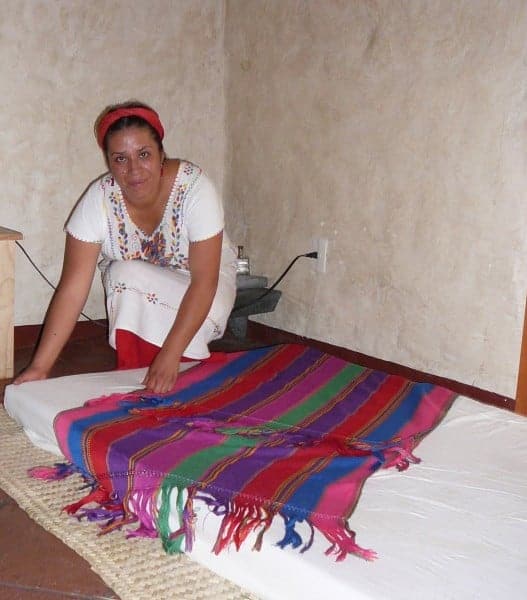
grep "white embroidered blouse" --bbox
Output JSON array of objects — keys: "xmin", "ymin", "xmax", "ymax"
[{"xmin": 65, "ymin": 160, "xmax": 235, "ymax": 274}]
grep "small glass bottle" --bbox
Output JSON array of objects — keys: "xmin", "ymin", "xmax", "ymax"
[{"xmin": 236, "ymin": 245, "xmax": 250, "ymax": 275}]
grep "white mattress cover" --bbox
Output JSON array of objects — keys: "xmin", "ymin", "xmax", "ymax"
[{"xmin": 5, "ymin": 371, "xmax": 527, "ymax": 600}]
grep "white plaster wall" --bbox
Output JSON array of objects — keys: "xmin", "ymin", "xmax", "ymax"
[
  {"xmin": 2, "ymin": 0, "xmax": 226, "ymax": 324},
  {"xmin": 5, "ymin": 0, "xmax": 527, "ymax": 397},
  {"xmin": 224, "ymin": 0, "xmax": 527, "ymax": 397}
]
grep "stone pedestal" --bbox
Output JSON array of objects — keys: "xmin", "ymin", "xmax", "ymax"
[{"xmin": 228, "ymin": 287, "xmax": 281, "ymax": 338}]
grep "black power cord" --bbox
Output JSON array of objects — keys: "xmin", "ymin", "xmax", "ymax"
[
  {"xmin": 234, "ymin": 251, "xmax": 318, "ymax": 311},
  {"xmin": 15, "ymin": 241, "xmax": 106, "ymax": 328}
]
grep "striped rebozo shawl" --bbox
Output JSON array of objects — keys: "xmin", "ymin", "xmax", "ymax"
[{"xmin": 48, "ymin": 344, "xmax": 456, "ymax": 561}]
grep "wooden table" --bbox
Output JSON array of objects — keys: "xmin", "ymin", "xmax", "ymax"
[{"xmin": 0, "ymin": 227, "xmax": 23, "ymax": 378}]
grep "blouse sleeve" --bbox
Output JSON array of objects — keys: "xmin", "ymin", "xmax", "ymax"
[
  {"xmin": 184, "ymin": 172, "xmax": 225, "ymax": 243},
  {"xmin": 65, "ymin": 178, "xmax": 107, "ymax": 243}
]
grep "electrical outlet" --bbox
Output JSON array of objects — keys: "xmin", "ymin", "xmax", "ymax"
[{"xmin": 314, "ymin": 237, "xmax": 328, "ymax": 273}]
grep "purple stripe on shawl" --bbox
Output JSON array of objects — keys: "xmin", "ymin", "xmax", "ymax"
[
  {"xmin": 244, "ymin": 354, "xmax": 347, "ymax": 424},
  {"xmin": 128, "ymin": 428, "xmax": 230, "ymax": 498},
  {"xmin": 110, "ymin": 427, "xmax": 227, "ymax": 500},
  {"xmin": 297, "ymin": 368, "xmax": 388, "ymax": 434},
  {"xmin": 202, "ymin": 347, "xmax": 328, "ymax": 422}
]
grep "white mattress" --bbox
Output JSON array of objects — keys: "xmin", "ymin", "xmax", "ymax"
[{"xmin": 5, "ymin": 371, "xmax": 527, "ymax": 600}]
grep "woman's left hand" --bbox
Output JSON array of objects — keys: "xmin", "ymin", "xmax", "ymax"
[{"xmin": 142, "ymin": 349, "xmax": 180, "ymax": 393}]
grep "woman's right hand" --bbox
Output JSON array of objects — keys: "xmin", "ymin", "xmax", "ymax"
[
  {"xmin": 12, "ymin": 235, "xmax": 102, "ymax": 387},
  {"xmin": 13, "ymin": 364, "xmax": 49, "ymax": 385}
]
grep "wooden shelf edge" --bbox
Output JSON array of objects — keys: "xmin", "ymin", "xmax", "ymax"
[{"xmin": 0, "ymin": 227, "xmax": 23, "ymax": 241}]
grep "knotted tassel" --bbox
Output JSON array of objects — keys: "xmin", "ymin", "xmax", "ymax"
[
  {"xmin": 166, "ymin": 486, "xmax": 197, "ymax": 553},
  {"xmin": 276, "ymin": 514, "xmax": 303, "ymax": 550},
  {"xmin": 195, "ymin": 492, "xmax": 228, "ymax": 516},
  {"xmin": 63, "ymin": 486, "xmax": 111, "ymax": 516},
  {"xmin": 252, "ymin": 509, "xmax": 274, "ymax": 552},
  {"xmin": 315, "ymin": 518, "xmax": 377, "ymax": 562},
  {"xmin": 348, "ymin": 437, "xmax": 422, "ymax": 471},
  {"xmin": 384, "ymin": 446, "xmax": 421, "ymax": 471},
  {"xmin": 126, "ymin": 489, "xmax": 158, "ymax": 535},
  {"xmin": 28, "ymin": 462, "xmax": 78, "ymax": 481},
  {"xmin": 98, "ymin": 514, "xmax": 137, "ymax": 535},
  {"xmin": 233, "ymin": 505, "xmax": 267, "ymax": 550},
  {"xmin": 213, "ymin": 500, "xmax": 246, "ymax": 554},
  {"xmin": 158, "ymin": 483, "xmax": 192, "ymax": 554},
  {"xmin": 126, "ymin": 524, "xmax": 159, "ymax": 539}
]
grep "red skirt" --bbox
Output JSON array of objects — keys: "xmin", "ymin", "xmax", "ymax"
[{"xmin": 115, "ymin": 329, "xmax": 194, "ymax": 370}]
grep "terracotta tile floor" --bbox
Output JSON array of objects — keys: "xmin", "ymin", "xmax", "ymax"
[
  {"xmin": 0, "ymin": 324, "xmax": 267, "ymax": 599},
  {"xmin": 0, "ymin": 329, "xmax": 121, "ymax": 600}
]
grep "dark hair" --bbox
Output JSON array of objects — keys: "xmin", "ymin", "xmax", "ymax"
[{"xmin": 95, "ymin": 100, "xmax": 164, "ymax": 154}]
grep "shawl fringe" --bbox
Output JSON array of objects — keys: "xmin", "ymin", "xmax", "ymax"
[{"xmin": 28, "ymin": 435, "xmax": 417, "ymax": 561}]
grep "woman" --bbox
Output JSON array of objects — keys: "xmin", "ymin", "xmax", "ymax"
[{"xmin": 14, "ymin": 101, "xmax": 237, "ymax": 393}]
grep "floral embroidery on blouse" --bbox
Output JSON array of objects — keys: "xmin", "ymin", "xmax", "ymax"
[
  {"xmin": 102, "ymin": 161, "xmax": 201, "ymax": 271},
  {"xmin": 108, "ymin": 186, "xmax": 140, "ymax": 261},
  {"xmin": 141, "ymin": 231, "xmax": 167, "ymax": 265}
]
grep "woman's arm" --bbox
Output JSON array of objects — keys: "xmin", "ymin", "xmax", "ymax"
[
  {"xmin": 142, "ymin": 232, "xmax": 223, "ymax": 393},
  {"xmin": 13, "ymin": 234, "xmax": 101, "ymax": 384}
]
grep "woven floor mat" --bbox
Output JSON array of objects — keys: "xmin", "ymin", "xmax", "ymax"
[{"xmin": 0, "ymin": 408, "xmax": 257, "ymax": 600}]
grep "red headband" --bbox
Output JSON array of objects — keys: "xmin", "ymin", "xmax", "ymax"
[{"xmin": 96, "ymin": 107, "xmax": 165, "ymax": 148}]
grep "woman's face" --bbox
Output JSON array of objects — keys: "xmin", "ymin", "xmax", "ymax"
[{"xmin": 106, "ymin": 125, "xmax": 164, "ymax": 207}]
